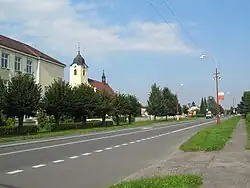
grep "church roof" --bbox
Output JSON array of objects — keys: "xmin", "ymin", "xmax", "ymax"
[
  {"xmin": 71, "ymin": 52, "xmax": 88, "ymax": 67},
  {"xmin": 88, "ymin": 78, "xmax": 115, "ymax": 96}
]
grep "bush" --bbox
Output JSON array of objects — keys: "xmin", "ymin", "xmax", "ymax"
[
  {"xmin": 246, "ymin": 113, "xmax": 250, "ymax": 123},
  {"xmin": 37, "ymin": 111, "xmax": 57, "ymax": 131},
  {"xmin": 112, "ymin": 116, "xmax": 127, "ymax": 123},
  {"xmin": 0, "ymin": 125, "xmax": 39, "ymax": 136},
  {"xmin": 53, "ymin": 120, "xmax": 114, "ymax": 131},
  {"xmin": 196, "ymin": 114, "xmax": 205, "ymax": 117}
]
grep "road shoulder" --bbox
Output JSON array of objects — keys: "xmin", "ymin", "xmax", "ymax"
[{"xmin": 123, "ymin": 118, "xmax": 250, "ymax": 187}]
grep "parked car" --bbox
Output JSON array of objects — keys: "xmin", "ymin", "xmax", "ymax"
[{"xmin": 206, "ymin": 111, "xmax": 213, "ymax": 119}]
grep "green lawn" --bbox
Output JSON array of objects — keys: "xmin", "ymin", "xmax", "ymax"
[
  {"xmin": 180, "ymin": 116, "xmax": 240, "ymax": 152},
  {"xmin": 0, "ymin": 117, "xmax": 196, "ymax": 143},
  {"xmin": 109, "ymin": 174, "xmax": 202, "ymax": 188}
]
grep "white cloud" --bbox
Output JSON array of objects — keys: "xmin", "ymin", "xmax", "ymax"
[{"xmin": 0, "ymin": 0, "xmax": 199, "ymax": 59}]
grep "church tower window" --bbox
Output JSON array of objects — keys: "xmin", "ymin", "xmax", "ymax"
[{"xmin": 74, "ymin": 69, "xmax": 77, "ymax": 75}]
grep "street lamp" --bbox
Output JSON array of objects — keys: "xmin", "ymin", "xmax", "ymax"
[{"xmin": 200, "ymin": 53, "xmax": 221, "ymax": 125}]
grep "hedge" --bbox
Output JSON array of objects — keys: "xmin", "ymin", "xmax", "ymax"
[
  {"xmin": 0, "ymin": 125, "xmax": 39, "ymax": 136},
  {"xmin": 55, "ymin": 120, "xmax": 114, "ymax": 131}
]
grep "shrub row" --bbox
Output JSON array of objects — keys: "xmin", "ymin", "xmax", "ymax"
[{"xmin": 0, "ymin": 126, "xmax": 39, "ymax": 136}]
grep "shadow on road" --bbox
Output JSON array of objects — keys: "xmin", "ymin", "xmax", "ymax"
[{"xmin": 0, "ymin": 184, "xmax": 20, "ymax": 188}]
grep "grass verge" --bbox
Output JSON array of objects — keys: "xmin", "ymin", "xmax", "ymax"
[
  {"xmin": 180, "ymin": 116, "xmax": 240, "ymax": 152},
  {"xmin": 244, "ymin": 114, "xmax": 250, "ymax": 149},
  {"xmin": 109, "ymin": 174, "xmax": 202, "ymax": 188},
  {"xmin": 0, "ymin": 117, "xmax": 196, "ymax": 143}
]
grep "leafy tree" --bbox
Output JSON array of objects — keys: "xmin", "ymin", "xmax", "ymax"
[
  {"xmin": 3, "ymin": 73, "xmax": 42, "ymax": 131},
  {"xmin": 169, "ymin": 94, "xmax": 178, "ymax": 116},
  {"xmin": 162, "ymin": 87, "xmax": 173, "ymax": 119},
  {"xmin": 0, "ymin": 78, "xmax": 6, "ymax": 126},
  {"xmin": 207, "ymin": 96, "xmax": 218, "ymax": 115},
  {"xmin": 95, "ymin": 91, "xmax": 114, "ymax": 126},
  {"xmin": 147, "ymin": 83, "xmax": 163, "ymax": 120},
  {"xmin": 178, "ymin": 103, "xmax": 182, "ymax": 114},
  {"xmin": 42, "ymin": 79, "xmax": 73, "ymax": 127},
  {"xmin": 72, "ymin": 84, "xmax": 99, "ymax": 124},
  {"xmin": 182, "ymin": 105, "xmax": 189, "ymax": 114},
  {"xmin": 112, "ymin": 93, "xmax": 128, "ymax": 125},
  {"xmin": 124, "ymin": 94, "xmax": 141, "ymax": 124}
]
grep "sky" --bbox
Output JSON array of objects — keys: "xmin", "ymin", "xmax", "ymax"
[{"xmin": 0, "ymin": 0, "xmax": 249, "ymax": 108}]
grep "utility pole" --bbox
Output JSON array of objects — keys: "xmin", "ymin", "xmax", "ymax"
[{"xmin": 214, "ymin": 67, "xmax": 221, "ymax": 125}]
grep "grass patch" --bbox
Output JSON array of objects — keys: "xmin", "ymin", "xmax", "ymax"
[
  {"xmin": 244, "ymin": 114, "xmax": 250, "ymax": 149},
  {"xmin": 109, "ymin": 174, "xmax": 202, "ymax": 188},
  {"xmin": 0, "ymin": 117, "xmax": 196, "ymax": 143},
  {"xmin": 180, "ymin": 117, "xmax": 240, "ymax": 152}
]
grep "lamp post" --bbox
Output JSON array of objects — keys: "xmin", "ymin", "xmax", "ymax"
[{"xmin": 200, "ymin": 53, "xmax": 221, "ymax": 125}]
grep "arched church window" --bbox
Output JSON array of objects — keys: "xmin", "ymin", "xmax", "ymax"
[
  {"xmin": 83, "ymin": 70, "xmax": 85, "ymax": 75},
  {"xmin": 74, "ymin": 69, "xmax": 77, "ymax": 75}
]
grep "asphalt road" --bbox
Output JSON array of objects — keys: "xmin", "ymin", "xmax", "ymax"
[{"xmin": 0, "ymin": 118, "xmax": 218, "ymax": 188}]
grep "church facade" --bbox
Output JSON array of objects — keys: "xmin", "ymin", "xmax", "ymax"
[{"xmin": 69, "ymin": 50, "xmax": 115, "ymax": 95}]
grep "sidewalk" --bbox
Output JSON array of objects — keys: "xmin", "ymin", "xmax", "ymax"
[{"xmin": 124, "ymin": 118, "xmax": 250, "ymax": 187}]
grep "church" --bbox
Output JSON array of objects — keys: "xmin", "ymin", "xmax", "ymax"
[{"xmin": 69, "ymin": 49, "xmax": 115, "ymax": 95}]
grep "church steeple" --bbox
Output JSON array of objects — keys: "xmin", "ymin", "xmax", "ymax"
[{"xmin": 102, "ymin": 69, "xmax": 106, "ymax": 83}]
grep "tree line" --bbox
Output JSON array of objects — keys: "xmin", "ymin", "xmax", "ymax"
[
  {"xmin": 0, "ymin": 73, "xmax": 141, "ymax": 131},
  {"xmin": 198, "ymin": 96, "xmax": 224, "ymax": 116}
]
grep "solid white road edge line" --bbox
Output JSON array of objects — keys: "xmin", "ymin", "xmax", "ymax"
[
  {"xmin": 0, "ymin": 120, "xmax": 215, "ymax": 157},
  {"xmin": 0, "ymin": 120, "xmax": 200, "ymax": 148}
]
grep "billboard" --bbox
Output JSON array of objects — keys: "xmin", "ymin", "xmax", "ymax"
[{"xmin": 218, "ymin": 92, "xmax": 224, "ymax": 101}]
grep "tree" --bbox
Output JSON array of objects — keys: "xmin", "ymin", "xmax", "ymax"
[
  {"xmin": 95, "ymin": 91, "xmax": 114, "ymax": 126},
  {"xmin": 3, "ymin": 73, "xmax": 42, "ymax": 131},
  {"xmin": 182, "ymin": 105, "xmax": 189, "ymax": 114},
  {"xmin": 199, "ymin": 98, "xmax": 205, "ymax": 115},
  {"xmin": 72, "ymin": 84, "xmax": 99, "ymax": 124},
  {"xmin": 124, "ymin": 94, "xmax": 141, "ymax": 124},
  {"xmin": 178, "ymin": 103, "xmax": 182, "ymax": 114},
  {"xmin": 162, "ymin": 87, "xmax": 173, "ymax": 119},
  {"xmin": 147, "ymin": 83, "xmax": 163, "ymax": 120},
  {"xmin": 204, "ymin": 97, "xmax": 208, "ymax": 111},
  {"xmin": 112, "ymin": 93, "xmax": 128, "ymax": 125},
  {"xmin": 42, "ymin": 79, "xmax": 73, "ymax": 127},
  {"xmin": 0, "ymin": 78, "xmax": 6, "ymax": 126},
  {"xmin": 207, "ymin": 96, "xmax": 217, "ymax": 115}
]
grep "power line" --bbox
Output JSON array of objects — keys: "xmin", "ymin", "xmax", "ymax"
[
  {"xmin": 147, "ymin": 0, "xmax": 178, "ymax": 35},
  {"xmin": 161, "ymin": 0, "xmax": 196, "ymax": 45},
  {"xmin": 147, "ymin": 0, "xmax": 192, "ymax": 47}
]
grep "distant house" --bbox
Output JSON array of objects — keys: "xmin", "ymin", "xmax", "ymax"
[
  {"xmin": 69, "ymin": 49, "xmax": 115, "ymax": 95},
  {"xmin": 188, "ymin": 106, "xmax": 200, "ymax": 116}
]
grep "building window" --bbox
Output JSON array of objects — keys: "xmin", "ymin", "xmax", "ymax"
[
  {"xmin": 83, "ymin": 70, "xmax": 85, "ymax": 75},
  {"xmin": 15, "ymin": 57, "xmax": 21, "ymax": 72},
  {"xmin": 26, "ymin": 60, "xmax": 32, "ymax": 74},
  {"xmin": 1, "ymin": 53, "xmax": 9, "ymax": 69},
  {"xmin": 74, "ymin": 69, "xmax": 77, "ymax": 75}
]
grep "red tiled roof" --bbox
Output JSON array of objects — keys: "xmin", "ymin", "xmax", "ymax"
[
  {"xmin": 88, "ymin": 78, "xmax": 115, "ymax": 96},
  {"xmin": 0, "ymin": 35, "xmax": 66, "ymax": 67}
]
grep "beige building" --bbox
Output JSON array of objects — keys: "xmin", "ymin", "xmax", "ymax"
[{"xmin": 0, "ymin": 35, "xmax": 66, "ymax": 93}]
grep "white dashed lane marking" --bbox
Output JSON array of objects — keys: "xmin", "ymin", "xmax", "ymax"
[
  {"xmin": 130, "ymin": 141, "xmax": 135, "ymax": 144},
  {"xmin": 105, "ymin": 147, "xmax": 113, "ymax": 150},
  {"xmin": 82, "ymin": 153, "xmax": 92, "ymax": 156},
  {"xmin": 122, "ymin": 143, "xmax": 128, "ymax": 146},
  {"xmin": 114, "ymin": 145, "xmax": 121, "ymax": 148},
  {"xmin": 32, "ymin": 164, "xmax": 46, "ymax": 169},
  {"xmin": 69, "ymin": 156, "xmax": 79, "ymax": 159},
  {"xmin": 52, "ymin": 160, "xmax": 64, "ymax": 164},
  {"xmin": 6, "ymin": 170, "xmax": 24, "ymax": 175},
  {"xmin": 94, "ymin": 150, "xmax": 104, "ymax": 153}
]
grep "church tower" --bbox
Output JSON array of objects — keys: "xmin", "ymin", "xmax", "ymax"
[
  {"xmin": 102, "ymin": 69, "xmax": 106, "ymax": 84},
  {"xmin": 69, "ymin": 45, "xmax": 89, "ymax": 87}
]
